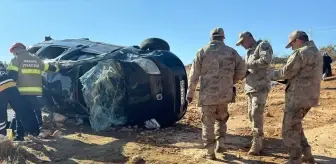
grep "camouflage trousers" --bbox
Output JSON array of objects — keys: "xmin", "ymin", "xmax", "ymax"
[
  {"xmin": 282, "ymin": 107, "xmax": 312, "ymax": 161},
  {"xmin": 247, "ymin": 91, "xmax": 269, "ymax": 135},
  {"xmin": 199, "ymin": 104, "xmax": 229, "ymax": 154}
]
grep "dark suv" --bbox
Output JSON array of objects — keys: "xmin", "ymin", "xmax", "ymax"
[{"xmin": 28, "ymin": 38, "xmax": 188, "ymax": 131}]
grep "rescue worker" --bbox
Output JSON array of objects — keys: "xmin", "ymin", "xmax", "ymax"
[
  {"xmin": 0, "ymin": 61, "xmax": 40, "ymax": 137},
  {"xmin": 187, "ymin": 27, "xmax": 247, "ymax": 160},
  {"xmin": 6, "ymin": 42, "xmax": 59, "ymax": 141},
  {"xmin": 270, "ymin": 30, "xmax": 322, "ymax": 164},
  {"xmin": 236, "ymin": 31, "xmax": 273, "ymax": 155}
]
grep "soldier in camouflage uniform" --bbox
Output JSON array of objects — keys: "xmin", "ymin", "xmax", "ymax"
[
  {"xmin": 187, "ymin": 27, "xmax": 246, "ymax": 160},
  {"xmin": 236, "ymin": 31, "xmax": 273, "ymax": 155},
  {"xmin": 270, "ymin": 30, "xmax": 322, "ymax": 164}
]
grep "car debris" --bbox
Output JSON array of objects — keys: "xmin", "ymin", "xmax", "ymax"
[{"xmin": 144, "ymin": 119, "xmax": 161, "ymax": 129}]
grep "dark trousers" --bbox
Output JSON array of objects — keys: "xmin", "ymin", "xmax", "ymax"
[
  {"xmin": 0, "ymin": 96, "xmax": 8, "ymax": 135},
  {"xmin": 323, "ymin": 65, "xmax": 333, "ymax": 77},
  {"xmin": 13, "ymin": 95, "xmax": 42, "ymax": 139},
  {"xmin": 0, "ymin": 87, "xmax": 40, "ymax": 136}
]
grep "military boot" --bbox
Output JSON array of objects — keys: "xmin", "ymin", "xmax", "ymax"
[
  {"xmin": 285, "ymin": 159, "xmax": 302, "ymax": 164},
  {"xmin": 302, "ymin": 147, "xmax": 316, "ymax": 164},
  {"xmin": 204, "ymin": 143, "xmax": 216, "ymax": 160},
  {"xmin": 286, "ymin": 148, "xmax": 302, "ymax": 164},
  {"xmin": 248, "ymin": 130, "xmax": 263, "ymax": 155},
  {"xmin": 215, "ymin": 137, "xmax": 227, "ymax": 153}
]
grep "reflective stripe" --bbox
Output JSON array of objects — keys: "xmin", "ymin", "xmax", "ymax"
[
  {"xmin": 0, "ymin": 122, "xmax": 6, "ymax": 130},
  {"xmin": 55, "ymin": 66, "xmax": 59, "ymax": 72},
  {"xmin": 0, "ymin": 122, "xmax": 6, "ymax": 127},
  {"xmin": 7, "ymin": 64, "xmax": 19, "ymax": 71},
  {"xmin": 0, "ymin": 81, "xmax": 16, "ymax": 92},
  {"xmin": 18, "ymin": 87, "xmax": 42, "ymax": 93},
  {"xmin": 0, "ymin": 123, "xmax": 6, "ymax": 130},
  {"xmin": 0, "ymin": 79, "xmax": 14, "ymax": 85},
  {"xmin": 44, "ymin": 63, "xmax": 49, "ymax": 71},
  {"xmin": 21, "ymin": 69, "xmax": 41, "ymax": 74}
]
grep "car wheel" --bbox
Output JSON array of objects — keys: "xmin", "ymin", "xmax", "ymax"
[{"xmin": 139, "ymin": 38, "xmax": 170, "ymax": 51}]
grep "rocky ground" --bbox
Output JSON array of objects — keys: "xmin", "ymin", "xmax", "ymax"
[{"xmin": 2, "ymin": 66, "xmax": 336, "ymax": 164}]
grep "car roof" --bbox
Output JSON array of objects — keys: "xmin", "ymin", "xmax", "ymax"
[{"xmin": 30, "ymin": 38, "xmax": 125, "ymax": 54}]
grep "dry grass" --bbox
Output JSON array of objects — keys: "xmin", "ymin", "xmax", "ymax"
[
  {"xmin": 271, "ymin": 63, "xmax": 285, "ymax": 69},
  {"xmin": 0, "ymin": 140, "xmax": 23, "ymax": 163}
]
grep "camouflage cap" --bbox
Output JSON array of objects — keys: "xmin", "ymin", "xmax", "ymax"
[
  {"xmin": 210, "ymin": 27, "xmax": 225, "ymax": 38},
  {"xmin": 236, "ymin": 31, "xmax": 253, "ymax": 46},
  {"xmin": 285, "ymin": 30, "xmax": 308, "ymax": 48}
]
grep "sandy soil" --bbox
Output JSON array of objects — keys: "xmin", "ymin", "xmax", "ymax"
[{"xmin": 8, "ymin": 65, "xmax": 336, "ymax": 164}]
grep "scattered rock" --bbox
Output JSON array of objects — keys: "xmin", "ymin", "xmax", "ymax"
[
  {"xmin": 39, "ymin": 130, "xmax": 53, "ymax": 139},
  {"xmin": 265, "ymin": 111, "xmax": 272, "ymax": 117},
  {"xmin": 55, "ymin": 123, "xmax": 64, "ymax": 128},
  {"xmin": 27, "ymin": 135, "xmax": 43, "ymax": 144},
  {"xmin": 53, "ymin": 157, "xmax": 63, "ymax": 162},
  {"xmin": 52, "ymin": 130, "xmax": 63, "ymax": 138},
  {"xmin": 237, "ymin": 153, "xmax": 242, "ymax": 159},
  {"xmin": 53, "ymin": 113, "xmax": 67, "ymax": 123},
  {"xmin": 129, "ymin": 155, "xmax": 145, "ymax": 164}
]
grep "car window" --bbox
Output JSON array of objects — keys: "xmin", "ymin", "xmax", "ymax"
[
  {"xmin": 37, "ymin": 46, "xmax": 69, "ymax": 59},
  {"xmin": 60, "ymin": 50, "xmax": 99, "ymax": 61},
  {"xmin": 27, "ymin": 46, "xmax": 42, "ymax": 54}
]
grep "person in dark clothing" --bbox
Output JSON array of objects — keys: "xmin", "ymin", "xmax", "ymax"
[{"xmin": 322, "ymin": 52, "xmax": 333, "ymax": 77}]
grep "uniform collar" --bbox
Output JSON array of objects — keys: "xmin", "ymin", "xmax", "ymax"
[
  {"xmin": 209, "ymin": 40, "xmax": 225, "ymax": 45},
  {"xmin": 302, "ymin": 40, "xmax": 316, "ymax": 47},
  {"xmin": 250, "ymin": 40, "xmax": 262, "ymax": 49}
]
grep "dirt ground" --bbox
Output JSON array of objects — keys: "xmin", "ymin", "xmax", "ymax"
[{"xmin": 10, "ymin": 66, "xmax": 336, "ymax": 164}]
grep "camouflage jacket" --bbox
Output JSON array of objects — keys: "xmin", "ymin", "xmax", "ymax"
[
  {"xmin": 271, "ymin": 40, "xmax": 323, "ymax": 110},
  {"xmin": 187, "ymin": 40, "xmax": 246, "ymax": 106},
  {"xmin": 244, "ymin": 40, "xmax": 273, "ymax": 93}
]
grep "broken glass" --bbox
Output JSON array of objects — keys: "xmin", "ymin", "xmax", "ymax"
[{"xmin": 79, "ymin": 59, "xmax": 128, "ymax": 131}]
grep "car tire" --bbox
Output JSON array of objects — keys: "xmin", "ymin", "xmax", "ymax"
[{"xmin": 140, "ymin": 38, "xmax": 170, "ymax": 51}]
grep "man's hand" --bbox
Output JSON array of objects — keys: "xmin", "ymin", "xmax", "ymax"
[{"xmin": 187, "ymin": 97, "xmax": 193, "ymax": 103}]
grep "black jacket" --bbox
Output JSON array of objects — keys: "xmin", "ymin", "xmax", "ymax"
[{"xmin": 0, "ymin": 63, "xmax": 15, "ymax": 88}]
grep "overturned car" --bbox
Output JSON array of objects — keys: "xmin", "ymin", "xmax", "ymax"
[{"xmin": 28, "ymin": 38, "xmax": 188, "ymax": 131}]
